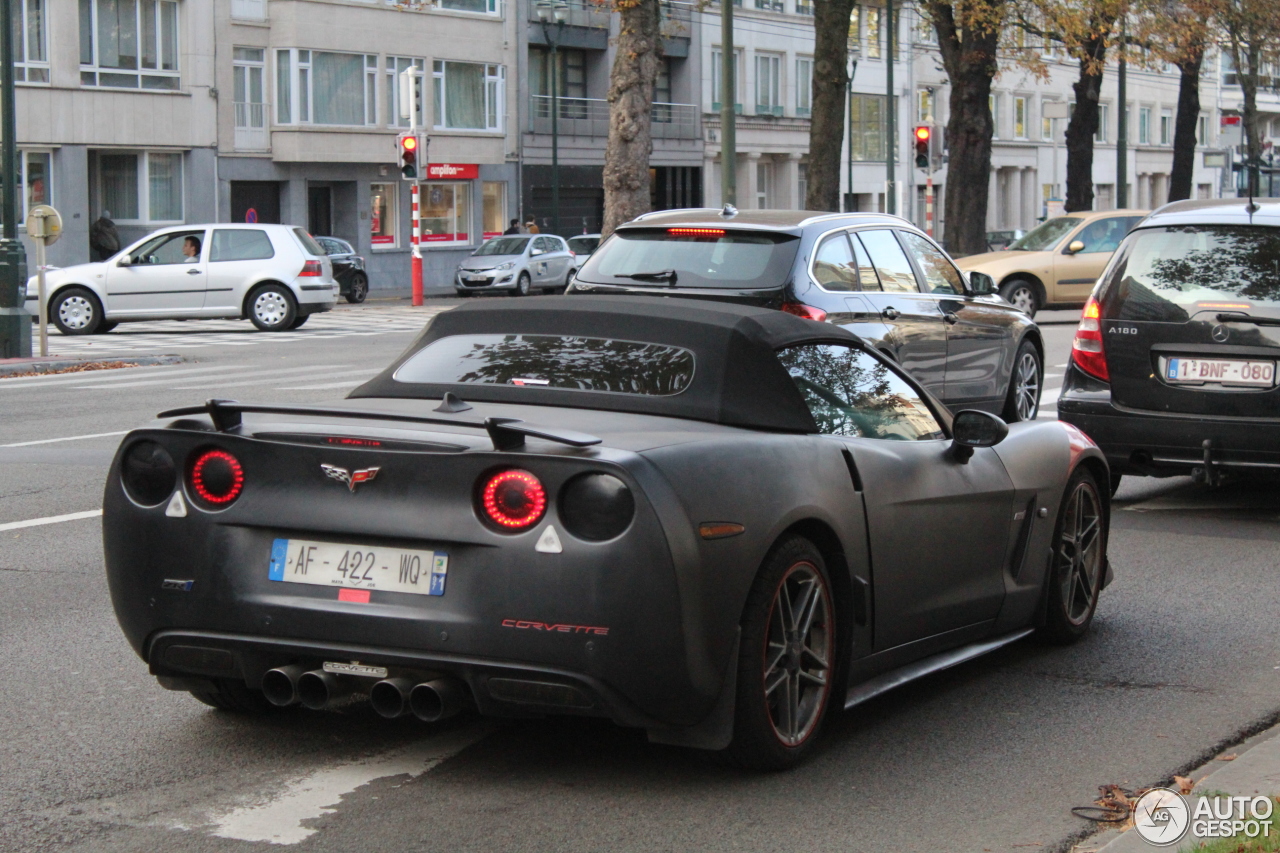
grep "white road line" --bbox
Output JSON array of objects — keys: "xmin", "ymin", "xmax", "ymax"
[
  {"xmin": 0, "ymin": 364, "xmax": 240, "ymax": 389},
  {"xmin": 1, "ymin": 430, "xmax": 129, "ymax": 448},
  {"xmin": 172, "ymin": 367, "xmax": 379, "ymax": 390},
  {"xmin": 0, "ymin": 509, "xmax": 103, "ymax": 531},
  {"xmin": 208, "ymin": 725, "xmax": 490, "ymax": 845},
  {"xmin": 76, "ymin": 363, "xmax": 354, "ymax": 389},
  {"xmin": 276, "ymin": 380, "xmax": 373, "ymax": 390}
]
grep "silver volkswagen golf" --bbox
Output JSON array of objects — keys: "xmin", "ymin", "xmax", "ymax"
[{"xmin": 454, "ymin": 235, "xmax": 576, "ymax": 297}]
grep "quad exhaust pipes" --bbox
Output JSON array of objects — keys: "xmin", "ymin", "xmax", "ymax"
[{"xmin": 264, "ymin": 666, "xmax": 468, "ymax": 722}]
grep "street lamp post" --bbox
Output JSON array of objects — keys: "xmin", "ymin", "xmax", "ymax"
[
  {"xmin": 536, "ymin": 0, "xmax": 569, "ymax": 236},
  {"xmin": 0, "ymin": 0, "xmax": 31, "ymax": 358}
]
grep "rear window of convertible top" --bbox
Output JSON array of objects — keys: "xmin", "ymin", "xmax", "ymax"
[{"xmin": 392, "ymin": 334, "xmax": 696, "ymax": 396}]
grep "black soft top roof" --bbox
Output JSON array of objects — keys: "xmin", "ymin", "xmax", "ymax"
[{"xmin": 350, "ymin": 295, "xmax": 864, "ymax": 432}]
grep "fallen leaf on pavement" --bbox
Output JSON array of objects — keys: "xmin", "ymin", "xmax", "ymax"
[
  {"xmin": 1216, "ymin": 754, "xmax": 1237, "ymax": 761},
  {"xmin": 1174, "ymin": 776, "xmax": 1194, "ymax": 794}
]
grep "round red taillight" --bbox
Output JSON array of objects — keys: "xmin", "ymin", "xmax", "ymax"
[
  {"xmin": 480, "ymin": 469, "xmax": 546, "ymax": 531},
  {"xmin": 190, "ymin": 449, "xmax": 245, "ymax": 506}
]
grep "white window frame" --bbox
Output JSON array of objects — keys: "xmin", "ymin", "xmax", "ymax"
[
  {"xmin": 711, "ymin": 48, "xmax": 743, "ymax": 111},
  {"xmin": 1095, "ymin": 103, "xmax": 1109, "ymax": 143},
  {"xmin": 796, "ymin": 57, "xmax": 813, "ymax": 117},
  {"xmin": 79, "ymin": 0, "xmax": 180, "ymax": 90},
  {"xmin": 274, "ymin": 49, "xmax": 378, "ymax": 127},
  {"xmin": 989, "ymin": 93, "xmax": 1000, "ymax": 139},
  {"xmin": 386, "ymin": 56, "xmax": 426, "ymax": 128},
  {"xmin": 1160, "ymin": 109, "xmax": 1173, "ymax": 145},
  {"xmin": 432, "ymin": 61, "xmax": 504, "ymax": 132},
  {"xmin": 755, "ymin": 53, "xmax": 782, "ymax": 116},
  {"xmin": 93, "ymin": 150, "xmax": 184, "ymax": 225},
  {"xmin": 1013, "ymin": 95, "xmax": 1027, "ymax": 139},
  {"xmin": 1197, "ymin": 113, "xmax": 1209, "ymax": 146},
  {"xmin": 17, "ymin": 150, "xmax": 53, "ymax": 223},
  {"xmin": 1138, "ymin": 106, "xmax": 1151, "ymax": 145},
  {"xmin": 370, "ymin": 182, "xmax": 399, "ymax": 249},
  {"xmin": 14, "ymin": 0, "xmax": 49, "ymax": 83},
  {"xmin": 431, "ymin": 0, "xmax": 500, "ymax": 14},
  {"xmin": 917, "ymin": 88, "xmax": 934, "ymax": 124}
]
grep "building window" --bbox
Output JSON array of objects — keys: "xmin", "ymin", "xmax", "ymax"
[
  {"xmin": 18, "ymin": 151, "xmax": 52, "ymax": 220},
  {"xmin": 916, "ymin": 88, "xmax": 934, "ymax": 124},
  {"xmin": 653, "ymin": 58, "xmax": 673, "ymax": 122},
  {"xmin": 13, "ymin": 0, "xmax": 49, "ymax": 82},
  {"xmin": 917, "ymin": 11, "xmax": 936, "ymax": 44},
  {"xmin": 865, "ymin": 5, "xmax": 881, "ymax": 60},
  {"xmin": 850, "ymin": 93, "xmax": 895, "ymax": 161},
  {"xmin": 756, "ymin": 160, "xmax": 773, "ymax": 208},
  {"xmin": 1197, "ymin": 114, "xmax": 1209, "ymax": 146},
  {"xmin": 370, "ymin": 182, "xmax": 398, "ymax": 248},
  {"xmin": 275, "ymin": 50, "xmax": 377, "ymax": 126},
  {"xmin": 1041, "ymin": 100, "xmax": 1060, "ymax": 140},
  {"xmin": 989, "ymin": 93, "xmax": 999, "ymax": 139},
  {"xmin": 795, "ymin": 0, "xmax": 812, "ymax": 15},
  {"xmin": 386, "ymin": 57, "xmax": 426, "ymax": 127},
  {"xmin": 798, "ymin": 162, "xmax": 807, "ymax": 206},
  {"xmin": 755, "ymin": 53, "xmax": 782, "ymax": 115},
  {"xmin": 1138, "ymin": 106, "xmax": 1151, "ymax": 144},
  {"xmin": 93, "ymin": 151, "xmax": 183, "ymax": 223},
  {"xmin": 79, "ymin": 0, "xmax": 179, "ymax": 89},
  {"xmin": 711, "ymin": 48, "xmax": 743, "ymax": 111},
  {"xmin": 433, "ymin": 61, "xmax": 504, "ymax": 131},
  {"xmin": 1013, "ymin": 96, "xmax": 1027, "ymax": 138},
  {"xmin": 439, "ymin": 0, "xmax": 498, "ymax": 12},
  {"xmin": 482, "ymin": 182, "xmax": 506, "ymax": 238},
  {"xmin": 1160, "ymin": 109, "xmax": 1173, "ymax": 145},
  {"xmin": 420, "ymin": 182, "xmax": 471, "ymax": 245},
  {"xmin": 233, "ymin": 48, "xmax": 267, "ymax": 150},
  {"xmin": 754, "ymin": 0, "xmax": 783, "ymax": 10},
  {"xmin": 796, "ymin": 58, "xmax": 812, "ymax": 117},
  {"xmin": 1095, "ymin": 104, "xmax": 1108, "ymax": 143}
]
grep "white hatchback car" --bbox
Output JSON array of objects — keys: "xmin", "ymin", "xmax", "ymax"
[{"xmin": 26, "ymin": 223, "xmax": 338, "ymax": 334}]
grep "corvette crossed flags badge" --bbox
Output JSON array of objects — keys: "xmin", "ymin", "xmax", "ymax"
[{"xmin": 321, "ymin": 463, "xmax": 381, "ymax": 493}]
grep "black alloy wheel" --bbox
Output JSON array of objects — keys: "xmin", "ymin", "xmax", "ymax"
[
  {"xmin": 51, "ymin": 286, "xmax": 106, "ymax": 336},
  {"xmin": 726, "ymin": 536, "xmax": 836, "ymax": 770},
  {"xmin": 515, "ymin": 272, "xmax": 531, "ymax": 297},
  {"xmin": 999, "ymin": 278, "xmax": 1039, "ymax": 317},
  {"xmin": 345, "ymin": 272, "xmax": 368, "ymax": 304},
  {"xmin": 1002, "ymin": 340, "xmax": 1043, "ymax": 422},
  {"xmin": 1038, "ymin": 468, "xmax": 1106, "ymax": 644}
]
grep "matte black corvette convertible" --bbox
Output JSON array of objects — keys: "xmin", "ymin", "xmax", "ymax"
[{"xmin": 104, "ymin": 297, "xmax": 1112, "ymax": 769}]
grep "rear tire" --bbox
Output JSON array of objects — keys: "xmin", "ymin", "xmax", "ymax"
[
  {"xmin": 723, "ymin": 536, "xmax": 836, "ymax": 771},
  {"xmin": 289, "ymin": 313, "xmax": 310, "ymax": 329},
  {"xmin": 51, "ymin": 286, "xmax": 105, "ymax": 336},
  {"xmin": 1002, "ymin": 339, "xmax": 1043, "ymax": 422},
  {"xmin": 190, "ymin": 679, "xmax": 273, "ymax": 714},
  {"xmin": 98, "ymin": 320, "xmax": 119, "ymax": 334},
  {"xmin": 345, "ymin": 272, "xmax": 368, "ymax": 304},
  {"xmin": 999, "ymin": 278, "xmax": 1040, "ymax": 317},
  {"xmin": 247, "ymin": 284, "xmax": 297, "ymax": 331},
  {"xmin": 1037, "ymin": 468, "xmax": 1107, "ymax": 645}
]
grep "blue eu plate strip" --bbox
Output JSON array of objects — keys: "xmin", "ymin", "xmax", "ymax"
[{"xmin": 268, "ymin": 539, "xmax": 289, "ymax": 581}]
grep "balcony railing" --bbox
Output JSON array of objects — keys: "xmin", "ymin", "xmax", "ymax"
[
  {"xmin": 529, "ymin": 96, "xmax": 698, "ymax": 138},
  {"xmin": 527, "ymin": 0, "xmax": 611, "ymax": 29},
  {"xmin": 234, "ymin": 102, "xmax": 270, "ymax": 151}
]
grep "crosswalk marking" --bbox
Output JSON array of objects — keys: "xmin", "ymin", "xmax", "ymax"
[{"xmin": 1, "ymin": 431, "xmax": 129, "ymax": 448}]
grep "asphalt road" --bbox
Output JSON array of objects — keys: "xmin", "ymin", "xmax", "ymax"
[{"xmin": 1, "ymin": 302, "xmax": 1277, "ymax": 853}]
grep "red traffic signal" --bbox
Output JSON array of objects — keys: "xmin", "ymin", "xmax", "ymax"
[
  {"xmin": 914, "ymin": 126, "xmax": 931, "ymax": 168},
  {"xmin": 399, "ymin": 133, "xmax": 419, "ymax": 180}
]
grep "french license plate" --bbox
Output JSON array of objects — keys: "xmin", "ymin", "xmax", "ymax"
[
  {"xmin": 1165, "ymin": 357, "xmax": 1276, "ymax": 387},
  {"xmin": 268, "ymin": 538, "xmax": 448, "ymax": 596}
]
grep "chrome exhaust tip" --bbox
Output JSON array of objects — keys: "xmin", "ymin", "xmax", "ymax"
[
  {"xmin": 369, "ymin": 678, "xmax": 416, "ymax": 719},
  {"xmin": 262, "ymin": 664, "xmax": 305, "ymax": 707},
  {"xmin": 409, "ymin": 677, "xmax": 468, "ymax": 723},
  {"xmin": 296, "ymin": 669, "xmax": 357, "ymax": 711}
]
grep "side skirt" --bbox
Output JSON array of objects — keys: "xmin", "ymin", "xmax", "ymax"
[{"xmin": 843, "ymin": 628, "xmax": 1034, "ymax": 710}]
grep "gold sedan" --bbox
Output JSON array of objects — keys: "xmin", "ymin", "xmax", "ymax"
[{"xmin": 955, "ymin": 209, "xmax": 1148, "ymax": 317}]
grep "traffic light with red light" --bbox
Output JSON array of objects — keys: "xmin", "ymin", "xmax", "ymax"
[
  {"xmin": 398, "ymin": 132, "xmax": 419, "ymax": 180},
  {"xmin": 914, "ymin": 126, "xmax": 931, "ymax": 169}
]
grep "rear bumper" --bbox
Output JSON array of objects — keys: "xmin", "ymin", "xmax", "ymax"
[{"xmin": 1058, "ymin": 364, "xmax": 1280, "ymax": 476}]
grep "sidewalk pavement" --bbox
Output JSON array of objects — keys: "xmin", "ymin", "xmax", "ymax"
[
  {"xmin": 1075, "ymin": 720, "xmax": 1280, "ymax": 852},
  {"xmin": 0, "ymin": 354, "xmax": 183, "ymax": 378}
]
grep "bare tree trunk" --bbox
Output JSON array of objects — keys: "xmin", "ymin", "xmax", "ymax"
[
  {"xmin": 1065, "ymin": 35, "xmax": 1107, "ymax": 213},
  {"xmin": 602, "ymin": 0, "xmax": 661, "ymax": 237},
  {"xmin": 805, "ymin": 0, "xmax": 858, "ymax": 211},
  {"xmin": 927, "ymin": 0, "xmax": 1002, "ymax": 255},
  {"xmin": 1168, "ymin": 50, "xmax": 1203, "ymax": 202},
  {"xmin": 1236, "ymin": 39, "xmax": 1263, "ymax": 197}
]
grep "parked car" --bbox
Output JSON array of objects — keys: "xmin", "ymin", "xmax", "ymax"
[
  {"xmin": 568, "ymin": 208, "xmax": 1046, "ymax": 422},
  {"xmin": 455, "ymin": 235, "xmax": 576, "ymax": 297},
  {"xmin": 1058, "ymin": 198, "xmax": 1280, "ymax": 494},
  {"xmin": 25, "ymin": 223, "xmax": 337, "ymax": 334},
  {"xmin": 103, "ymin": 296, "xmax": 1111, "ymax": 770},
  {"xmin": 956, "ymin": 209, "xmax": 1149, "ymax": 317},
  {"xmin": 985, "ymin": 229, "xmax": 1026, "ymax": 252},
  {"xmin": 567, "ymin": 233, "xmax": 602, "ymax": 261},
  {"xmin": 315, "ymin": 236, "xmax": 369, "ymax": 304}
]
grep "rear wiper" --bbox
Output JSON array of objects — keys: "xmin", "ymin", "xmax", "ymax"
[
  {"xmin": 618, "ymin": 269, "xmax": 677, "ymax": 285},
  {"xmin": 1216, "ymin": 312, "xmax": 1280, "ymax": 327}
]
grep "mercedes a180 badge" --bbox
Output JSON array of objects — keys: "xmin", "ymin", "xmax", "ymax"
[{"xmin": 321, "ymin": 463, "xmax": 381, "ymax": 492}]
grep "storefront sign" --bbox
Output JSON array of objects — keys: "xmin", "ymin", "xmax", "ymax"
[
  {"xmin": 371, "ymin": 235, "xmax": 396, "ymax": 245},
  {"xmin": 421, "ymin": 232, "xmax": 470, "ymax": 242},
  {"xmin": 426, "ymin": 163, "xmax": 479, "ymax": 180}
]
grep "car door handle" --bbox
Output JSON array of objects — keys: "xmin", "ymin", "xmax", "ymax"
[
  {"xmin": 882, "ymin": 307, "xmax": 900, "ymax": 320},
  {"xmin": 944, "ymin": 312, "xmax": 959, "ymax": 325},
  {"xmin": 187, "ymin": 268, "xmax": 202, "ymax": 274}
]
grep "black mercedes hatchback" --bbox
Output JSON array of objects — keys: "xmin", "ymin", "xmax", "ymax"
[
  {"xmin": 568, "ymin": 208, "xmax": 1045, "ymax": 421},
  {"xmin": 1058, "ymin": 199, "xmax": 1280, "ymax": 491}
]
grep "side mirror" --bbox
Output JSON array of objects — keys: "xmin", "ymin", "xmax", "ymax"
[
  {"xmin": 531, "ymin": 248, "xmax": 545, "ymax": 257},
  {"xmin": 117, "ymin": 256, "xmax": 132, "ymax": 266},
  {"xmin": 950, "ymin": 409, "xmax": 1009, "ymax": 463},
  {"xmin": 1065, "ymin": 240, "xmax": 1086, "ymax": 255},
  {"xmin": 967, "ymin": 271, "xmax": 996, "ymax": 296}
]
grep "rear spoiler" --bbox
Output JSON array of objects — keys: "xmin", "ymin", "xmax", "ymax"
[{"xmin": 155, "ymin": 398, "xmax": 602, "ymax": 452}]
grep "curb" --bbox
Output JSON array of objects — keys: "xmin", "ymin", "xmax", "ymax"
[
  {"xmin": 1078, "ymin": 721, "xmax": 1280, "ymax": 852},
  {"xmin": 0, "ymin": 354, "xmax": 185, "ymax": 378}
]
